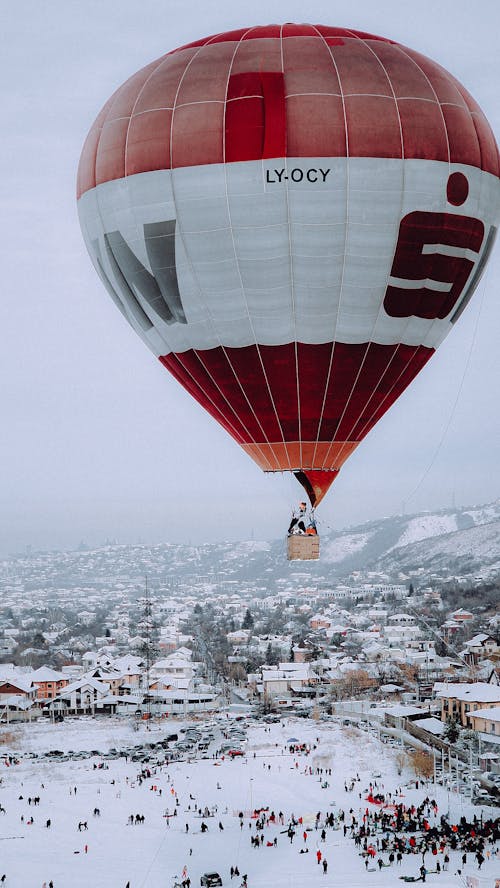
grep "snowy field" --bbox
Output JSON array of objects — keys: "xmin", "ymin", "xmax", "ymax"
[{"xmin": 0, "ymin": 717, "xmax": 498, "ymax": 888}]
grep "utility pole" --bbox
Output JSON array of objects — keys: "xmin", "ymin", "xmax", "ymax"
[{"xmin": 141, "ymin": 575, "xmax": 156, "ymax": 728}]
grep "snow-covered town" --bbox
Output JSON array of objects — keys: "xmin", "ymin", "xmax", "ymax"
[
  {"xmin": 1, "ymin": 502, "xmax": 499, "ymax": 886},
  {"xmin": 3, "ymin": 0, "xmax": 500, "ymax": 885}
]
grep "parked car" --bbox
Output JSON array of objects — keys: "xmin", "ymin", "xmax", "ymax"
[{"xmin": 200, "ymin": 874, "xmax": 222, "ymax": 887}]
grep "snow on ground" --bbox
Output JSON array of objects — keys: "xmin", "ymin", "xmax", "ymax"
[
  {"xmin": 3, "ymin": 716, "xmax": 160, "ymax": 755},
  {"xmin": 390, "ymin": 516, "xmax": 458, "ymax": 551},
  {"xmin": 0, "ymin": 717, "xmax": 497, "ymax": 888},
  {"xmin": 322, "ymin": 533, "xmax": 375, "ymax": 564},
  {"xmin": 463, "ymin": 503, "xmax": 500, "ymax": 526}
]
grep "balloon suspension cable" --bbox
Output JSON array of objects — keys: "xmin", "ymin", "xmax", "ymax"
[{"xmin": 402, "ymin": 263, "xmax": 490, "ymax": 511}]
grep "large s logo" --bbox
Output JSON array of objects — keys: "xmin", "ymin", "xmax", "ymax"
[
  {"xmin": 384, "ymin": 174, "xmax": 496, "ymax": 322},
  {"xmin": 384, "ymin": 211, "xmax": 485, "ymax": 320}
]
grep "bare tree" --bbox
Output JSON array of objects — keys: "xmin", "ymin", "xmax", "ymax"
[{"xmin": 408, "ymin": 749, "xmax": 433, "ymax": 780}]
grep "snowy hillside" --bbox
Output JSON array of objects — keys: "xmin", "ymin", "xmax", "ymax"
[
  {"xmin": 3, "ymin": 500, "xmax": 500, "ymax": 588},
  {"xmin": 388, "ymin": 514, "xmax": 459, "ymax": 551},
  {"xmin": 374, "ymin": 516, "xmax": 500, "ymax": 581},
  {"xmin": 319, "ymin": 499, "xmax": 500, "ymax": 581}
]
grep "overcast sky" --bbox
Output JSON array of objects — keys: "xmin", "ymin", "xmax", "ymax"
[{"xmin": 1, "ymin": 0, "xmax": 499, "ymax": 555}]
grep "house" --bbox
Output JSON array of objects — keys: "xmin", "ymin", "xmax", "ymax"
[
  {"xmin": 0, "ymin": 636, "xmax": 17, "ymax": 656},
  {"xmin": 310, "ymin": 614, "xmax": 332, "ymax": 630},
  {"xmin": 148, "ymin": 688, "xmax": 220, "ymax": 715},
  {"xmin": 261, "ymin": 663, "xmax": 318, "ymax": 700},
  {"xmin": 293, "ymin": 642, "xmax": 317, "ymax": 663},
  {"xmin": 85, "ymin": 667, "xmax": 125, "ymax": 696},
  {"xmin": 468, "ymin": 706, "xmax": 500, "ymax": 743},
  {"xmin": 449, "ymin": 608, "xmax": 474, "ymax": 623},
  {"xmin": 149, "ymin": 676, "xmax": 190, "ymax": 693},
  {"xmin": 150, "ymin": 655, "xmax": 195, "ymax": 684},
  {"xmin": 113, "ymin": 655, "xmax": 144, "ymax": 688},
  {"xmin": 0, "ymin": 695, "xmax": 38, "ymax": 723},
  {"xmin": 384, "ymin": 624, "xmax": 421, "ymax": 645},
  {"xmin": 226, "ymin": 630, "xmax": 251, "ymax": 645},
  {"xmin": 0, "ymin": 677, "xmax": 35, "ymax": 700},
  {"xmin": 173, "ymin": 646, "xmax": 193, "ymax": 661},
  {"xmin": 463, "ymin": 634, "xmax": 499, "ymax": 665},
  {"xmin": 48, "ymin": 677, "xmax": 109, "ymax": 715},
  {"xmin": 29, "ymin": 666, "xmax": 68, "ymax": 700},
  {"xmin": 387, "ymin": 613, "xmax": 416, "ymax": 626},
  {"xmin": 434, "ymin": 682, "xmax": 500, "ymax": 728}
]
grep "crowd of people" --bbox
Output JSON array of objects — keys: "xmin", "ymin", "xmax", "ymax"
[{"xmin": 340, "ymin": 773, "xmax": 500, "ymax": 879}]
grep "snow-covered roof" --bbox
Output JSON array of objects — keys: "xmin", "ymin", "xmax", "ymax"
[
  {"xmin": 384, "ymin": 704, "xmax": 424, "ymax": 717},
  {"xmin": 164, "ymin": 646, "xmax": 192, "ymax": 660},
  {"xmin": 434, "ymin": 682, "xmax": 500, "ymax": 703},
  {"xmin": 465, "ymin": 633, "xmax": 495, "ymax": 648},
  {"xmin": 0, "ymin": 695, "xmax": 35, "ymax": 710},
  {"xmin": 151, "ymin": 677, "xmax": 190, "ymax": 691},
  {"xmin": 387, "ymin": 613, "xmax": 414, "ymax": 621},
  {"xmin": 0, "ymin": 676, "xmax": 33, "ymax": 693},
  {"xmin": 29, "ymin": 666, "xmax": 66, "ymax": 682},
  {"xmin": 55, "ymin": 677, "xmax": 109, "ymax": 696},
  {"xmin": 412, "ymin": 717, "xmax": 445, "ymax": 736},
  {"xmin": 469, "ymin": 706, "xmax": 500, "ymax": 722},
  {"xmin": 262, "ymin": 670, "xmax": 290, "ymax": 682},
  {"xmin": 113, "ymin": 655, "xmax": 143, "ymax": 672},
  {"xmin": 96, "ymin": 695, "xmax": 139, "ymax": 706}
]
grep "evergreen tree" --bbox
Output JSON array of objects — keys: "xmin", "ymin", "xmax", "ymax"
[
  {"xmin": 242, "ymin": 608, "xmax": 254, "ymax": 630},
  {"xmin": 444, "ymin": 716, "xmax": 460, "ymax": 744},
  {"xmin": 265, "ymin": 642, "xmax": 279, "ymax": 665}
]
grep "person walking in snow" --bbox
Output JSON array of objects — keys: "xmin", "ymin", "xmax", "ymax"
[
  {"xmin": 316, "ymin": 850, "xmax": 322, "ymax": 865},
  {"xmin": 322, "ymin": 859, "xmax": 328, "ymax": 874}
]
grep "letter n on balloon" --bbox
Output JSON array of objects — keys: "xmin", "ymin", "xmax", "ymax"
[{"xmin": 104, "ymin": 221, "xmax": 187, "ymax": 326}]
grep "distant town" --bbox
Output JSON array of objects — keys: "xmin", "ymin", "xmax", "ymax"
[{"xmin": 1, "ymin": 505, "xmax": 499, "ymax": 807}]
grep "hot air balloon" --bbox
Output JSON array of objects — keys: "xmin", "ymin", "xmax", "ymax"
[{"xmin": 77, "ymin": 24, "xmax": 499, "ymax": 559}]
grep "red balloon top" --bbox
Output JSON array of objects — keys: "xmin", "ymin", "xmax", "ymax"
[{"xmin": 77, "ymin": 23, "xmax": 499, "ymax": 199}]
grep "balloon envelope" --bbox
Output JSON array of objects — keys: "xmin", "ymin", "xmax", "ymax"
[{"xmin": 77, "ymin": 24, "xmax": 500, "ymax": 506}]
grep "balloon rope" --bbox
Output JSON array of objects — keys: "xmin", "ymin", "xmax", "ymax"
[{"xmin": 403, "ymin": 263, "xmax": 490, "ymax": 509}]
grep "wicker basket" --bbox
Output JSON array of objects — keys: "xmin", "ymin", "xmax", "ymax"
[{"xmin": 286, "ymin": 534, "xmax": 320, "ymax": 561}]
